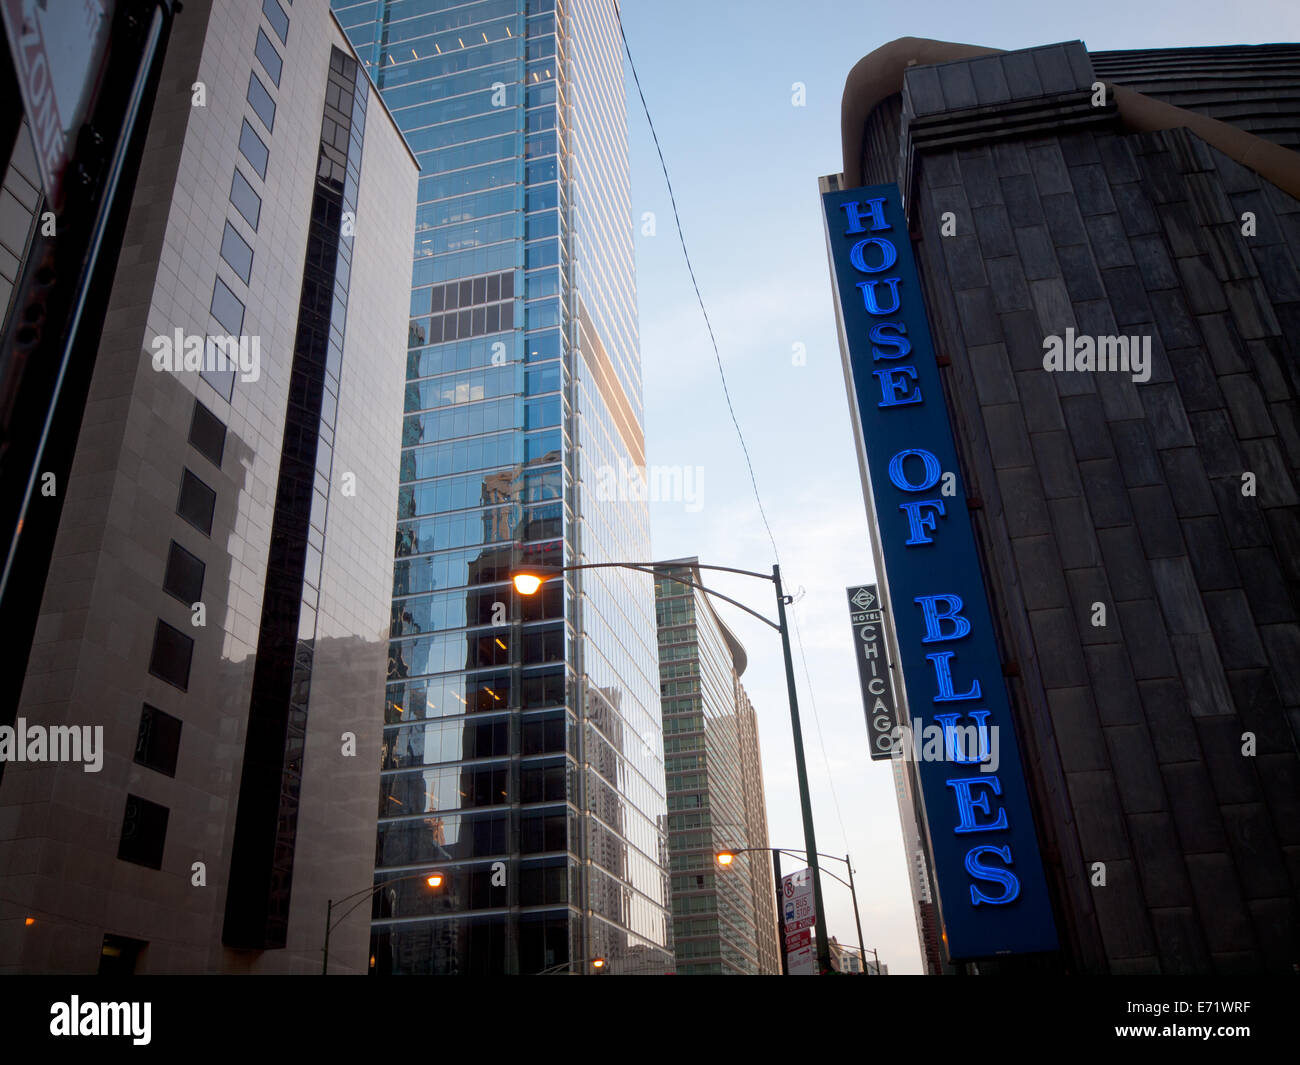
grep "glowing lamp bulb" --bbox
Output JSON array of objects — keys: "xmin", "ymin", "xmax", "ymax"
[{"xmin": 513, "ymin": 573, "xmax": 543, "ymax": 595}]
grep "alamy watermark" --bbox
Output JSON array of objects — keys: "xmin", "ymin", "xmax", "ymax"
[
  {"xmin": 0, "ymin": 719, "xmax": 103, "ymax": 772},
  {"xmin": 151, "ymin": 328, "xmax": 261, "ymax": 383},
  {"xmin": 1042, "ymin": 328, "xmax": 1151, "ymax": 383},
  {"xmin": 592, "ymin": 462, "xmax": 704, "ymax": 512},
  {"xmin": 50, "ymin": 997, "xmax": 150, "ymax": 1045},
  {"xmin": 890, "ymin": 715, "xmax": 1000, "ymax": 773}
]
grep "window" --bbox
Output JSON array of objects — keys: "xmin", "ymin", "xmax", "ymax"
[
  {"xmin": 246, "ymin": 71, "xmax": 276, "ymax": 132},
  {"xmin": 254, "ymin": 28, "xmax": 282, "ymax": 87},
  {"xmin": 176, "ymin": 469, "xmax": 216, "ymax": 535},
  {"xmin": 210, "ymin": 276, "xmax": 245, "ymax": 335},
  {"xmin": 149, "ymin": 620, "xmax": 194, "ymax": 691},
  {"xmin": 98, "ymin": 934, "xmax": 147, "ymax": 975},
  {"xmin": 117, "ymin": 794, "xmax": 169, "ymax": 869},
  {"xmin": 188, "ymin": 399, "xmax": 226, "ymax": 467},
  {"xmin": 261, "ymin": 0, "xmax": 289, "ymax": 44},
  {"xmin": 230, "ymin": 168, "xmax": 261, "ymax": 230},
  {"xmin": 134, "ymin": 704, "xmax": 183, "ymax": 777},
  {"xmin": 238, "ymin": 119, "xmax": 269, "ymax": 179},
  {"xmin": 219, "ymin": 221, "xmax": 253, "ymax": 284},
  {"xmin": 163, "ymin": 540, "xmax": 205, "ymax": 605}
]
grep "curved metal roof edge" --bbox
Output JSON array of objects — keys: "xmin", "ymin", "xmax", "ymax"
[
  {"xmin": 657, "ymin": 557, "xmax": 749, "ymax": 678},
  {"xmin": 840, "ymin": 36, "xmax": 1300, "ymax": 201}
]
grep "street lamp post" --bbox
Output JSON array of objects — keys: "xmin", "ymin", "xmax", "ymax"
[
  {"xmin": 535, "ymin": 956, "xmax": 606, "ymax": 975},
  {"xmin": 322, "ymin": 870, "xmax": 444, "ymax": 975},
  {"xmin": 514, "ymin": 559, "xmax": 834, "ymax": 974},
  {"xmin": 720, "ymin": 846, "xmax": 869, "ymax": 975}
]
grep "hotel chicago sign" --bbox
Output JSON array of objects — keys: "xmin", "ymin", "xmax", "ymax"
[{"xmin": 823, "ymin": 183, "xmax": 1058, "ymax": 959}]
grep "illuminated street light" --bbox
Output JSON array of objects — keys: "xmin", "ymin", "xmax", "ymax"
[
  {"xmin": 323, "ymin": 870, "xmax": 444, "ymax": 974},
  {"xmin": 511, "ymin": 558, "xmax": 834, "ymax": 974},
  {"xmin": 715, "ymin": 851, "xmax": 735, "ymax": 867},
  {"xmin": 513, "ymin": 572, "xmax": 542, "ymax": 595}
]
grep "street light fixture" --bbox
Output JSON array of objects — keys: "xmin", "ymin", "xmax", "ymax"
[
  {"xmin": 322, "ymin": 870, "xmax": 444, "ymax": 974},
  {"xmin": 512, "ymin": 572, "xmax": 542, "ymax": 595},
  {"xmin": 716, "ymin": 846, "xmax": 873, "ymax": 976},
  {"xmin": 514, "ymin": 558, "xmax": 834, "ymax": 975},
  {"xmin": 535, "ymin": 956, "xmax": 607, "ymax": 975}
]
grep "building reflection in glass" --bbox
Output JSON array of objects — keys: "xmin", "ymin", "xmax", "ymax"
[{"xmin": 339, "ymin": 0, "xmax": 671, "ymax": 976}]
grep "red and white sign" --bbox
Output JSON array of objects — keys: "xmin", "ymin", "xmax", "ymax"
[
  {"xmin": 2, "ymin": 0, "xmax": 112, "ymax": 209},
  {"xmin": 781, "ymin": 869, "xmax": 815, "ymax": 932},
  {"xmin": 781, "ymin": 869, "xmax": 818, "ymax": 973}
]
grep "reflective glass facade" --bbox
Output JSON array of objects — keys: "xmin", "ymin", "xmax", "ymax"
[
  {"xmin": 333, "ymin": 0, "xmax": 670, "ymax": 975},
  {"xmin": 656, "ymin": 560, "xmax": 780, "ymax": 975}
]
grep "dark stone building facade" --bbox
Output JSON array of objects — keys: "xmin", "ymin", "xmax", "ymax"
[{"xmin": 830, "ymin": 39, "xmax": 1300, "ymax": 973}]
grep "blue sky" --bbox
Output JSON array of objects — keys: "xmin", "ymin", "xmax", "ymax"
[{"xmin": 618, "ymin": 0, "xmax": 1300, "ymax": 972}]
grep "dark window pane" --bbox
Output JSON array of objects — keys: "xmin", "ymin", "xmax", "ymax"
[
  {"xmin": 118, "ymin": 794, "xmax": 169, "ymax": 869},
  {"xmin": 149, "ymin": 619, "xmax": 194, "ymax": 691},
  {"xmin": 230, "ymin": 168, "xmax": 261, "ymax": 230},
  {"xmin": 247, "ymin": 71, "xmax": 276, "ymax": 132},
  {"xmin": 254, "ymin": 28, "xmax": 282, "ymax": 87},
  {"xmin": 262, "ymin": 0, "xmax": 289, "ymax": 43},
  {"xmin": 472, "ymin": 277, "xmax": 486, "ymax": 304},
  {"xmin": 98, "ymin": 934, "xmax": 147, "ymax": 975},
  {"xmin": 134, "ymin": 704, "xmax": 183, "ymax": 777},
  {"xmin": 163, "ymin": 540, "xmax": 205, "ymax": 604},
  {"xmin": 188, "ymin": 399, "xmax": 226, "ymax": 467},
  {"xmin": 177, "ymin": 468, "xmax": 216, "ymax": 536},
  {"xmin": 238, "ymin": 119, "xmax": 269, "ymax": 179},
  {"xmin": 211, "ymin": 276, "xmax": 245, "ymax": 334},
  {"xmin": 220, "ymin": 221, "xmax": 253, "ymax": 284}
]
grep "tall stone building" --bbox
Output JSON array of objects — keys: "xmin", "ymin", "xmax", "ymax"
[
  {"xmin": 0, "ymin": 1, "xmax": 418, "ymax": 973},
  {"xmin": 824, "ymin": 38, "xmax": 1300, "ymax": 974}
]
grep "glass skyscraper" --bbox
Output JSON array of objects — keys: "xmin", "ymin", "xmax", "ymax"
[
  {"xmin": 655, "ymin": 559, "xmax": 780, "ymax": 975},
  {"xmin": 332, "ymin": 0, "xmax": 671, "ymax": 975}
]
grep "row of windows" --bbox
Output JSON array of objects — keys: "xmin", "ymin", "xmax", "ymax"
[
  {"xmin": 408, "ymin": 299, "xmax": 514, "ymax": 347},
  {"xmin": 130, "ymin": 0, "xmax": 288, "ymax": 875},
  {"xmin": 383, "ymin": 58, "xmax": 520, "ymax": 113},
  {"xmin": 416, "ymin": 130, "xmax": 520, "ymax": 177},
  {"xmin": 414, "ymin": 240, "xmax": 520, "ymax": 287},
  {"xmin": 405, "ymin": 105, "xmax": 520, "ymax": 157},
  {"xmin": 411, "ymin": 270, "xmax": 515, "ymax": 317},
  {"xmin": 347, "ymin": 0, "xmax": 519, "ymax": 46},
  {"xmin": 399, "ymin": 429, "xmax": 517, "ymax": 484}
]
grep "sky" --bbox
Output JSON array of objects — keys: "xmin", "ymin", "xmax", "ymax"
[{"xmin": 617, "ymin": 0, "xmax": 1300, "ymax": 973}]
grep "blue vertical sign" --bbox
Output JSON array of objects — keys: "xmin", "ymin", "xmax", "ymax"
[{"xmin": 823, "ymin": 184, "xmax": 1058, "ymax": 958}]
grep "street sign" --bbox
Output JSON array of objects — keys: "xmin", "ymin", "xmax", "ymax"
[
  {"xmin": 846, "ymin": 584, "xmax": 900, "ymax": 760},
  {"xmin": 781, "ymin": 869, "xmax": 818, "ymax": 972},
  {"xmin": 787, "ymin": 940, "xmax": 816, "ymax": 976},
  {"xmin": 2, "ymin": 0, "xmax": 113, "ymax": 209}
]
